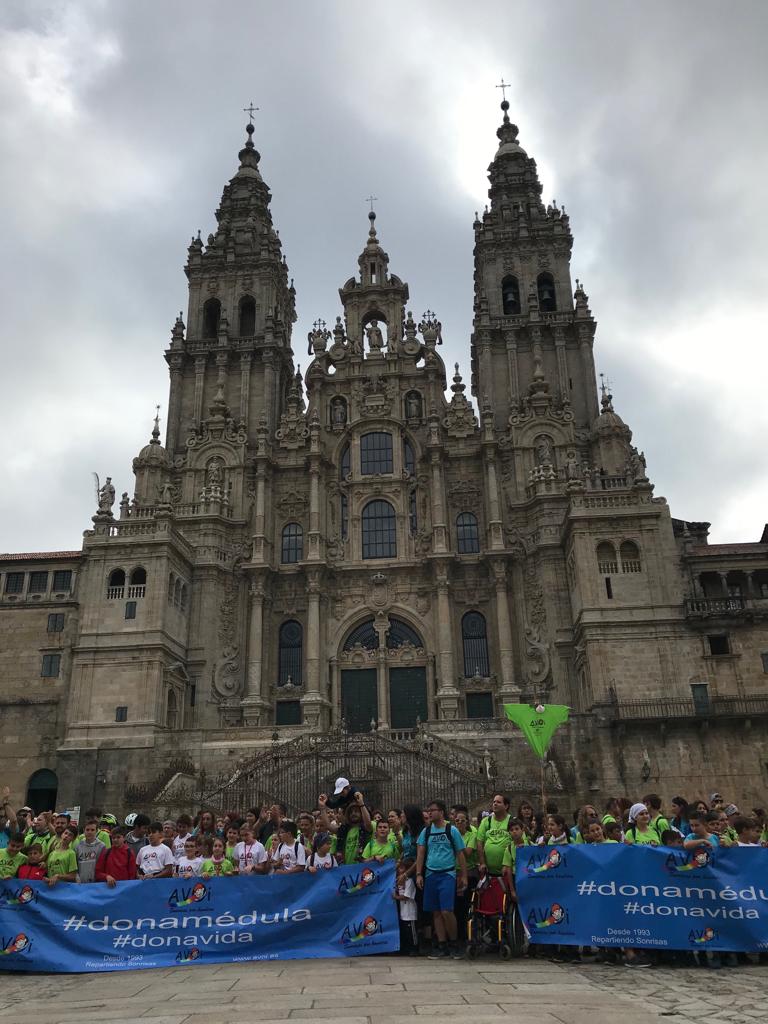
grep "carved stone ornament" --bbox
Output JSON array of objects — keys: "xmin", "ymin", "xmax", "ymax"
[
  {"xmin": 212, "ymin": 644, "xmax": 240, "ymax": 702},
  {"xmin": 369, "ymin": 572, "xmax": 389, "ymax": 610},
  {"xmin": 277, "ymin": 490, "xmax": 309, "ymax": 518},
  {"xmin": 275, "ymin": 375, "xmax": 309, "ymax": 450},
  {"xmin": 448, "ymin": 479, "xmax": 482, "ymax": 507},
  {"xmin": 443, "ymin": 364, "xmax": 478, "ymax": 439},
  {"xmin": 186, "ymin": 417, "xmax": 247, "ymax": 449}
]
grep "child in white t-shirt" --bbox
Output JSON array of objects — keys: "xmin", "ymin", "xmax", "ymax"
[
  {"xmin": 233, "ymin": 826, "xmax": 269, "ymax": 875},
  {"xmin": 137, "ymin": 822, "xmax": 176, "ymax": 878},
  {"xmin": 395, "ymin": 859, "xmax": 418, "ymax": 955},
  {"xmin": 306, "ymin": 832, "xmax": 335, "ymax": 872},
  {"xmin": 272, "ymin": 820, "xmax": 307, "ymax": 874},
  {"xmin": 175, "ymin": 836, "xmax": 204, "ymax": 878}
]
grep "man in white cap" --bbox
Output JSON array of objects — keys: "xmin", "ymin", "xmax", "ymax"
[{"xmin": 319, "ymin": 776, "xmax": 364, "ymax": 811}]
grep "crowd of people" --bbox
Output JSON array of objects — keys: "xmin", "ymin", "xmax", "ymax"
[{"xmin": 1, "ymin": 781, "xmax": 766, "ymax": 968}]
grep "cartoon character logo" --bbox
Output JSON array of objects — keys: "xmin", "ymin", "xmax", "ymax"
[
  {"xmin": 528, "ymin": 849, "xmax": 563, "ymax": 874},
  {"xmin": 168, "ymin": 882, "xmax": 208, "ymax": 909},
  {"xmin": 670, "ymin": 847, "xmax": 711, "ymax": 872},
  {"xmin": 0, "ymin": 933, "xmax": 31, "ymax": 956},
  {"xmin": 341, "ymin": 915, "xmax": 380, "ymax": 944},
  {"xmin": 339, "ymin": 867, "xmax": 377, "ymax": 895},
  {"xmin": 535, "ymin": 903, "xmax": 566, "ymax": 929},
  {"xmin": 1, "ymin": 885, "xmax": 35, "ymax": 907},
  {"xmin": 691, "ymin": 927, "xmax": 716, "ymax": 945},
  {"xmin": 175, "ymin": 947, "xmax": 201, "ymax": 963}
]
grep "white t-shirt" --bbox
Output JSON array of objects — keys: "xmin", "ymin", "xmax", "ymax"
[
  {"xmin": 272, "ymin": 840, "xmax": 306, "ymax": 872},
  {"xmin": 233, "ymin": 839, "xmax": 268, "ymax": 873},
  {"xmin": 305, "ymin": 851, "xmax": 335, "ymax": 870},
  {"xmin": 137, "ymin": 843, "xmax": 176, "ymax": 876},
  {"xmin": 173, "ymin": 832, "xmax": 192, "ymax": 858},
  {"xmin": 175, "ymin": 855, "xmax": 204, "ymax": 878},
  {"xmin": 398, "ymin": 876, "xmax": 418, "ymax": 921}
]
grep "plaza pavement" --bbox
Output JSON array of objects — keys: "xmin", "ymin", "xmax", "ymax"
[{"xmin": 0, "ymin": 955, "xmax": 766, "ymax": 1024}]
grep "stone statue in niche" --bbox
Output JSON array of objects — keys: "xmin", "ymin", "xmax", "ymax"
[
  {"xmin": 331, "ymin": 398, "xmax": 347, "ymax": 427},
  {"xmin": 365, "ymin": 320, "xmax": 384, "ymax": 353},
  {"xmin": 406, "ymin": 391, "xmax": 422, "ymax": 420},
  {"xmin": 535, "ymin": 436, "xmax": 555, "ymax": 467},
  {"xmin": 565, "ymin": 450, "xmax": 581, "ymax": 480},
  {"xmin": 97, "ymin": 476, "xmax": 115, "ymax": 514}
]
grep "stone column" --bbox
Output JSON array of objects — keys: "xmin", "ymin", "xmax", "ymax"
[
  {"xmin": 329, "ymin": 657, "xmax": 340, "ymax": 726},
  {"xmin": 554, "ymin": 326, "xmax": 569, "ymax": 401},
  {"xmin": 242, "ymin": 578, "xmax": 269, "ymax": 725},
  {"xmin": 506, "ymin": 329, "xmax": 520, "ymax": 411},
  {"xmin": 262, "ymin": 352, "xmax": 276, "ymax": 432},
  {"xmin": 166, "ymin": 355, "xmax": 184, "ymax": 452},
  {"xmin": 301, "ymin": 570, "xmax": 329, "ymax": 729},
  {"xmin": 434, "ymin": 563, "xmax": 459, "ymax": 719},
  {"xmin": 193, "ymin": 356, "xmax": 206, "ymax": 424},
  {"xmin": 484, "ymin": 449, "xmax": 504, "ymax": 551},
  {"xmin": 427, "ymin": 415, "xmax": 448, "ymax": 552},
  {"xmin": 426, "ymin": 655, "xmax": 437, "ymax": 721},
  {"xmin": 239, "ymin": 352, "xmax": 252, "ymax": 423},
  {"xmin": 578, "ymin": 324, "xmax": 599, "ymax": 421},
  {"xmin": 492, "ymin": 560, "xmax": 521, "ymax": 704},
  {"xmin": 376, "ymin": 646, "xmax": 389, "ymax": 729}
]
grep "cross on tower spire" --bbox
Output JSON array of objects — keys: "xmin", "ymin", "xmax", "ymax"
[
  {"xmin": 496, "ymin": 77, "xmax": 510, "ymax": 102},
  {"xmin": 243, "ymin": 101, "xmax": 259, "ymax": 124},
  {"xmin": 365, "ymin": 195, "xmax": 377, "ymax": 214}
]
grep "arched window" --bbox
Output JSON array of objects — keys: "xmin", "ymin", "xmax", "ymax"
[
  {"xmin": 130, "ymin": 567, "xmax": 147, "ymax": 586},
  {"xmin": 537, "ymin": 272, "xmax": 556, "ymax": 312},
  {"xmin": 107, "ymin": 568, "xmax": 125, "ymax": 598},
  {"xmin": 387, "ymin": 617, "xmax": 423, "ymax": 650},
  {"xmin": 340, "ymin": 443, "xmax": 350, "ymax": 480},
  {"xmin": 281, "ymin": 523, "xmax": 303, "ymax": 564},
  {"xmin": 403, "ymin": 438, "xmax": 415, "ymax": 476},
  {"xmin": 501, "ymin": 275, "xmax": 521, "ymax": 315},
  {"xmin": 457, "ymin": 512, "xmax": 480, "ymax": 554},
  {"xmin": 620, "ymin": 540, "xmax": 642, "ymax": 573},
  {"xmin": 25, "ymin": 768, "xmax": 58, "ymax": 815},
  {"xmin": 462, "ymin": 612, "xmax": 490, "ymax": 677},
  {"xmin": 360, "ymin": 432, "xmax": 393, "ymax": 475},
  {"xmin": 362, "ymin": 500, "xmax": 397, "ymax": 559},
  {"xmin": 238, "ymin": 296, "xmax": 256, "ymax": 336},
  {"xmin": 202, "ymin": 297, "xmax": 221, "ymax": 338},
  {"xmin": 596, "ymin": 542, "xmax": 618, "ymax": 575},
  {"xmin": 344, "ymin": 617, "xmax": 379, "ymax": 651},
  {"xmin": 278, "ymin": 620, "xmax": 303, "ymax": 685}
]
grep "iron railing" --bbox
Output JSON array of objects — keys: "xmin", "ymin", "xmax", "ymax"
[{"xmin": 603, "ymin": 695, "xmax": 768, "ymax": 722}]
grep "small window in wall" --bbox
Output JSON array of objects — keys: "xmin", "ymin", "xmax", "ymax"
[
  {"xmin": 281, "ymin": 523, "xmax": 304, "ymax": 564},
  {"xmin": 596, "ymin": 542, "xmax": 618, "ymax": 575},
  {"xmin": 52, "ymin": 570, "xmax": 72, "ymax": 592},
  {"xmin": 690, "ymin": 683, "xmax": 710, "ymax": 715},
  {"xmin": 239, "ymin": 296, "xmax": 256, "ymax": 336},
  {"xmin": 403, "ymin": 438, "xmax": 415, "ymax": 475},
  {"xmin": 362, "ymin": 500, "xmax": 397, "ymax": 559},
  {"xmin": 605, "ymin": 577, "xmax": 613, "ymax": 599},
  {"xmin": 457, "ymin": 512, "xmax": 480, "ymax": 554},
  {"xmin": 278, "ymin": 620, "xmax": 303, "ymax": 685},
  {"xmin": 115, "ymin": 706, "xmax": 128, "ymax": 723},
  {"xmin": 761, "ymin": 652, "xmax": 768, "ymax": 673},
  {"xmin": 28, "ymin": 571, "xmax": 48, "ymax": 593},
  {"xmin": 537, "ymin": 272, "xmax": 557, "ymax": 312},
  {"xmin": 275, "ymin": 701, "xmax": 302, "ymax": 726},
  {"xmin": 466, "ymin": 692, "xmax": 494, "ymax": 719},
  {"xmin": 462, "ymin": 611, "xmax": 490, "ymax": 677},
  {"xmin": 619, "ymin": 541, "xmax": 642, "ymax": 573},
  {"xmin": 202, "ymin": 297, "xmax": 221, "ymax": 338},
  {"xmin": 340, "ymin": 443, "xmax": 350, "ymax": 480},
  {"xmin": 47, "ymin": 613, "xmax": 64, "ymax": 633},
  {"xmin": 707, "ymin": 634, "xmax": 730, "ymax": 656},
  {"xmin": 4, "ymin": 572, "xmax": 24, "ymax": 594},
  {"xmin": 125, "ymin": 601, "xmax": 137, "ymax": 620},
  {"xmin": 41, "ymin": 654, "xmax": 61, "ymax": 678},
  {"xmin": 360, "ymin": 432, "xmax": 393, "ymax": 475}
]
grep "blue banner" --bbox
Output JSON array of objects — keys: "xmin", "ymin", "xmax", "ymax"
[
  {"xmin": 0, "ymin": 862, "xmax": 399, "ymax": 973},
  {"xmin": 516, "ymin": 844, "xmax": 768, "ymax": 953}
]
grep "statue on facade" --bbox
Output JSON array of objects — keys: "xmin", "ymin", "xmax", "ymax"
[
  {"xmin": 96, "ymin": 476, "xmax": 115, "ymax": 515},
  {"xmin": 406, "ymin": 391, "xmax": 422, "ymax": 420},
  {"xmin": 565, "ymin": 450, "xmax": 581, "ymax": 480},
  {"xmin": 365, "ymin": 319, "xmax": 384, "ymax": 353},
  {"xmin": 535, "ymin": 436, "xmax": 555, "ymax": 466},
  {"xmin": 331, "ymin": 398, "xmax": 347, "ymax": 427}
]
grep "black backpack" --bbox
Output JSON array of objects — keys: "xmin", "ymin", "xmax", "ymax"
[{"xmin": 423, "ymin": 823, "xmax": 460, "ymax": 871}]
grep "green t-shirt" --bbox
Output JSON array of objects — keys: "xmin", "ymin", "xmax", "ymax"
[
  {"xmin": 477, "ymin": 814, "xmax": 512, "ymax": 874},
  {"xmin": 201, "ymin": 857, "xmax": 235, "ymax": 876},
  {"xmin": 343, "ymin": 826, "xmax": 363, "ymax": 865},
  {"xmin": 47, "ymin": 847, "xmax": 78, "ymax": 878},
  {"xmin": 0, "ymin": 850, "xmax": 27, "ymax": 879},
  {"xmin": 24, "ymin": 830, "xmax": 56, "ymax": 856},
  {"xmin": 460, "ymin": 826, "xmax": 478, "ymax": 870},
  {"xmin": 651, "ymin": 815, "xmax": 670, "ymax": 836},
  {"xmin": 625, "ymin": 825, "xmax": 660, "ymax": 846},
  {"xmin": 362, "ymin": 837, "xmax": 399, "ymax": 861},
  {"xmin": 501, "ymin": 836, "xmax": 530, "ymax": 871}
]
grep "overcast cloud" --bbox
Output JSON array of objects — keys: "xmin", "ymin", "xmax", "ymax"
[{"xmin": 1, "ymin": 0, "xmax": 767, "ymax": 551}]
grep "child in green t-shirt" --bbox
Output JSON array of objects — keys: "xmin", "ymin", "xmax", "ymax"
[
  {"xmin": 201, "ymin": 837, "xmax": 235, "ymax": 878},
  {"xmin": 501, "ymin": 818, "xmax": 530, "ymax": 891},
  {"xmin": 0, "ymin": 835, "xmax": 27, "ymax": 879},
  {"xmin": 46, "ymin": 827, "xmax": 78, "ymax": 884},
  {"xmin": 362, "ymin": 820, "xmax": 399, "ymax": 862}
]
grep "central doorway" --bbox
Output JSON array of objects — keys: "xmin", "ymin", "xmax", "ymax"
[
  {"xmin": 389, "ymin": 667, "xmax": 428, "ymax": 729},
  {"xmin": 341, "ymin": 668, "xmax": 378, "ymax": 733}
]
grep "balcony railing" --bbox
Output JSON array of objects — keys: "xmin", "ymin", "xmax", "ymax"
[
  {"xmin": 686, "ymin": 596, "xmax": 746, "ymax": 615},
  {"xmin": 127, "ymin": 585, "xmax": 146, "ymax": 598},
  {"xmin": 106, "ymin": 586, "xmax": 124, "ymax": 599},
  {"xmin": 604, "ymin": 695, "xmax": 768, "ymax": 722}
]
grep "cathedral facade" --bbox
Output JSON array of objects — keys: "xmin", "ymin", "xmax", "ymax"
[{"xmin": 2, "ymin": 105, "xmax": 768, "ymax": 815}]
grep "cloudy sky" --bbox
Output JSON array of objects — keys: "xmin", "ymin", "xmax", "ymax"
[{"xmin": 1, "ymin": 0, "xmax": 767, "ymax": 552}]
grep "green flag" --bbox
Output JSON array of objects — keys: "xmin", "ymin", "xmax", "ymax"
[{"xmin": 503, "ymin": 703, "xmax": 569, "ymax": 759}]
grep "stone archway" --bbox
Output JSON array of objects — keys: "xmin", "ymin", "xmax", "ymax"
[{"xmin": 336, "ymin": 614, "xmax": 432, "ymax": 733}]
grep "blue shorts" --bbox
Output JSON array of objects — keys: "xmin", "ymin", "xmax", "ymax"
[{"xmin": 423, "ymin": 871, "xmax": 456, "ymax": 912}]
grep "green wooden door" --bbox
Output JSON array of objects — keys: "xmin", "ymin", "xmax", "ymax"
[
  {"xmin": 389, "ymin": 667, "xmax": 428, "ymax": 729},
  {"xmin": 341, "ymin": 669, "xmax": 378, "ymax": 732}
]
